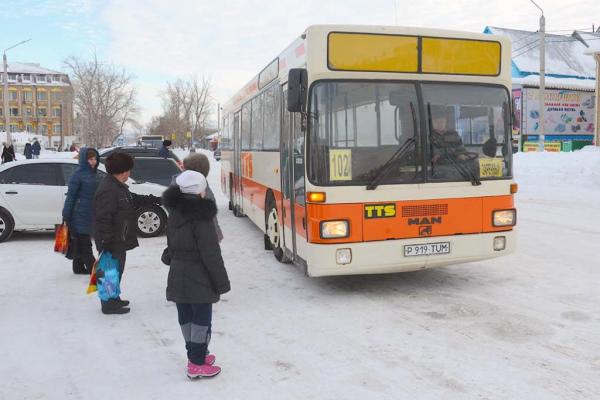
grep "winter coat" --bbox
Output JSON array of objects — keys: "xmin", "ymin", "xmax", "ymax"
[
  {"xmin": 32, "ymin": 141, "xmax": 41, "ymax": 155},
  {"xmin": 62, "ymin": 148, "xmax": 101, "ymax": 235},
  {"xmin": 431, "ymin": 129, "xmax": 468, "ymax": 164},
  {"xmin": 1, "ymin": 145, "xmax": 15, "ymax": 163},
  {"xmin": 158, "ymin": 145, "xmax": 170, "ymax": 159},
  {"xmin": 94, "ymin": 175, "xmax": 140, "ymax": 254},
  {"xmin": 162, "ymin": 185, "xmax": 230, "ymax": 304},
  {"xmin": 24, "ymin": 143, "xmax": 33, "ymax": 159}
]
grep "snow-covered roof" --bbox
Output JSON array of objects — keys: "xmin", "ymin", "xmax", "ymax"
[
  {"xmin": 486, "ymin": 26, "xmax": 598, "ymax": 79},
  {"xmin": 513, "ymin": 75, "xmax": 596, "ymax": 91},
  {"xmin": 7, "ymin": 62, "xmax": 65, "ymax": 75}
]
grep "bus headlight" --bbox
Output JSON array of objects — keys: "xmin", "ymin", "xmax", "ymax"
[
  {"xmin": 320, "ymin": 220, "xmax": 349, "ymax": 239},
  {"xmin": 493, "ymin": 209, "xmax": 516, "ymax": 227}
]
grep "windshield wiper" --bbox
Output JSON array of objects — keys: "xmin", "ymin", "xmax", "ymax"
[
  {"xmin": 367, "ymin": 102, "xmax": 419, "ymax": 190},
  {"xmin": 426, "ymin": 103, "xmax": 481, "ymax": 186},
  {"xmin": 366, "ymin": 137, "xmax": 415, "ymax": 190}
]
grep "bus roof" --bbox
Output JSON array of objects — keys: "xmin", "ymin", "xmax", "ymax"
[{"xmin": 222, "ymin": 25, "xmax": 511, "ymax": 114}]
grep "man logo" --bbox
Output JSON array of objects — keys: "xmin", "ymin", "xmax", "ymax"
[
  {"xmin": 419, "ymin": 226, "xmax": 432, "ymax": 236},
  {"xmin": 407, "ymin": 217, "xmax": 443, "ymax": 225},
  {"xmin": 364, "ymin": 204, "xmax": 396, "ymax": 219}
]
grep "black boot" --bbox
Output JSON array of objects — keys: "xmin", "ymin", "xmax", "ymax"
[
  {"xmin": 101, "ymin": 299, "xmax": 130, "ymax": 315},
  {"xmin": 72, "ymin": 259, "xmax": 87, "ymax": 274},
  {"xmin": 116, "ymin": 297, "xmax": 130, "ymax": 307}
]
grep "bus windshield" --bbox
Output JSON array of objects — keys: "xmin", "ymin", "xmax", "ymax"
[{"xmin": 308, "ymin": 81, "xmax": 512, "ymax": 186}]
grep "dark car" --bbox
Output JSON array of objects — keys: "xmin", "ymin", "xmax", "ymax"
[
  {"xmin": 100, "ymin": 146, "xmax": 181, "ymax": 163},
  {"xmin": 99, "ymin": 147, "xmax": 182, "ymax": 187}
]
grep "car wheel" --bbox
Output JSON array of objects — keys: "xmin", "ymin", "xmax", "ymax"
[
  {"xmin": 136, "ymin": 205, "xmax": 166, "ymax": 238},
  {"xmin": 0, "ymin": 209, "xmax": 15, "ymax": 243},
  {"xmin": 265, "ymin": 196, "xmax": 291, "ymax": 263}
]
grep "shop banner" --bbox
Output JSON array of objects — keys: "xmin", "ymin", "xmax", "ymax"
[{"xmin": 523, "ymin": 88, "xmax": 595, "ymax": 136}]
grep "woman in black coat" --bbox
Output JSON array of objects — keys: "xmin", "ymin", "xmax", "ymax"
[{"xmin": 162, "ymin": 170, "xmax": 230, "ymax": 379}]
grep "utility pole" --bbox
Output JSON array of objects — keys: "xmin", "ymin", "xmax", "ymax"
[
  {"xmin": 530, "ymin": 0, "xmax": 545, "ymax": 151},
  {"xmin": 3, "ymin": 39, "xmax": 31, "ymax": 146},
  {"xmin": 3, "ymin": 52, "xmax": 9, "ymax": 144}
]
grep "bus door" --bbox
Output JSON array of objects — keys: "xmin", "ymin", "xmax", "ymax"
[
  {"xmin": 232, "ymin": 111, "xmax": 244, "ymax": 215},
  {"xmin": 280, "ymin": 87, "xmax": 297, "ymax": 258}
]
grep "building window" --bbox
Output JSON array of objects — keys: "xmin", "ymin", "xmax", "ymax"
[
  {"xmin": 25, "ymin": 107, "xmax": 32, "ymax": 116},
  {"xmin": 51, "ymin": 91, "xmax": 62, "ymax": 102},
  {"xmin": 52, "ymin": 107, "xmax": 61, "ymax": 118},
  {"xmin": 26, "ymin": 124, "xmax": 33, "ymax": 132},
  {"xmin": 36, "ymin": 75, "xmax": 46, "ymax": 83},
  {"xmin": 0, "ymin": 108, "xmax": 2, "ymax": 116},
  {"xmin": 10, "ymin": 124, "xmax": 18, "ymax": 132},
  {"xmin": 9, "ymin": 91, "xmax": 18, "ymax": 101},
  {"xmin": 22, "ymin": 74, "xmax": 31, "ymax": 82},
  {"xmin": 53, "ymin": 124, "xmax": 61, "ymax": 134},
  {"xmin": 39, "ymin": 124, "xmax": 48, "ymax": 134},
  {"xmin": 8, "ymin": 74, "xmax": 17, "ymax": 83},
  {"xmin": 9, "ymin": 107, "xmax": 19, "ymax": 116},
  {"xmin": 38, "ymin": 107, "xmax": 47, "ymax": 117},
  {"xmin": 23, "ymin": 91, "xmax": 33, "ymax": 102},
  {"xmin": 37, "ymin": 91, "xmax": 48, "ymax": 102}
]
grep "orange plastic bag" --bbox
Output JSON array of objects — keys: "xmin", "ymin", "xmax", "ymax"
[
  {"xmin": 86, "ymin": 259, "xmax": 98, "ymax": 294},
  {"xmin": 54, "ymin": 223, "xmax": 69, "ymax": 254}
]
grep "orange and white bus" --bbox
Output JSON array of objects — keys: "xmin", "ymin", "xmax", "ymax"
[{"xmin": 220, "ymin": 25, "xmax": 517, "ymax": 277}]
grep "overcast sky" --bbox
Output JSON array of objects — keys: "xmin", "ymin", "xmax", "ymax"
[{"xmin": 2, "ymin": 0, "xmax": 599, "ymax": 126}]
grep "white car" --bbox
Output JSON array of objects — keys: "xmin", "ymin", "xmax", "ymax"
[{"xmin": 0, "ymin": 159, "xmax": 168, "ymax": 242}]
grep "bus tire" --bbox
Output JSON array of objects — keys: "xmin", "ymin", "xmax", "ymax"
[{"xmin": 265, "ymin": 195, "xmax": 291, "ymax": 263}]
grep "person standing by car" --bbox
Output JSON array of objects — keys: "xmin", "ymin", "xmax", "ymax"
[
  {"xmin": 162, "ymin": 170, "xmax": 230, "ymax": 379},
  {"xmin": 31, "ymin": 139, "xmax": 41, "ymax": 159},
  {"xmin": 62, "ymin": 148, "xmax": 101, "ymax": 275},
  {"xmin": 159, "ymin": 139, "xmax": 172, "ymax": 159},
  {"xmin": 1, "ymin": 142, "xmax": 16, "ymax": 164},
  {"xmin": 24, "ymin": 142, "xmax": 33, "ymax": 159},
  {"xmin": 94, "ymin": 152, "xmax": 160, "ymax": 315}
]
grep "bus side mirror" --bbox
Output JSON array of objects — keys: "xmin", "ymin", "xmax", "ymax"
[{"xmin": 288, "ymin": 68, "xmax": 308, "ymax": 113}]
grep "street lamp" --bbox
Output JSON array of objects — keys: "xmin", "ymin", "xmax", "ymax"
[
  {"xmin": 3, "ymin": 38, "xmax": 31, "ymax": 146},
  {"xmin": 529, "ymin": 0, "xmax": 545, "ymax": 151}
]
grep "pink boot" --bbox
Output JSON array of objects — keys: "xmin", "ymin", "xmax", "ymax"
[
  {"xmin": 187, "ymin": 361, "xmax": 221, "ymax": 379},
  {"xmin": 205, "ymin": 354, "xmax": 216, "ymax": 366},
  {"xmin": 187, "ymin": 355, "xmax": 216, "ymax": 368}
]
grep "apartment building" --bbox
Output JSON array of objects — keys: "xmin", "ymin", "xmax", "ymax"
[{"xmin": 1, "ymin": 62, "xmax": 73, "ymax": 140}]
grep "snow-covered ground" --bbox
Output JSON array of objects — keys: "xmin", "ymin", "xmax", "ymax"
[{"xmin": 1, "ymin": 149, "xmax": 599, "ymax": 400}]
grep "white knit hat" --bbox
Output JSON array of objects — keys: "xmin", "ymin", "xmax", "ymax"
[{"xmin": 175, "ymin": 170, "xmax": 207, "ymax": 196}]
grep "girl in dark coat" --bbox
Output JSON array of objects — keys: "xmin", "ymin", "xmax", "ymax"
[
  {"xmin": 162, "ymin": 170, "xmax": 230, "ymax": 379},
  {"xmin": 62, "ymin": 148, "xmax": 101, "ymax": 274}
]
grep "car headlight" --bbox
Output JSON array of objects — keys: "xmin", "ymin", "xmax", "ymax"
[
  {"xmin": 493, "ymin": 209, "xmax": 516, "ymax": 227},
  {"xmin": 320, "ymin": 220, "xmax": 349, "ymax": 239}
]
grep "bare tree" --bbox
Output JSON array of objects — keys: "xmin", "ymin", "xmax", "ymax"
[
  {"xmin": 150, "ymin": 76, "xmax": 213, "ymax": 147},
  {"xmin": 65, "ymin": 53, "xmax": 139, "ymax": 147}
]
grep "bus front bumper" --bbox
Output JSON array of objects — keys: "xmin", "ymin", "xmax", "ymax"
[{"xmin": 305, "ymin": 231, "xmax": 515, "ymax": 277}]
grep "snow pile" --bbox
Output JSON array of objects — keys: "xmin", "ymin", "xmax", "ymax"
[
  {"xmin": 514, "ymin": 147, "xmax": 600, "ymax": 200},
  {"xmin": 0, "ymin": 131, "xmax": 47, "ymax": 147}
]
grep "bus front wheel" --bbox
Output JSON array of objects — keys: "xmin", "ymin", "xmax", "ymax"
[{"xmin": 265, "ymin": 197, "xmax": 291, "ymax": 263}]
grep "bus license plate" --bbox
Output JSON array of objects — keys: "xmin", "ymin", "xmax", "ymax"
[{"xmin": 404, "ymin": 242, "xmax": 450, "ymax": 257}]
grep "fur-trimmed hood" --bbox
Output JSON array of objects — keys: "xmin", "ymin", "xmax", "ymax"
[{"xmin": 162, "ymin": 185, "xmax": 217, "ymax": 225}]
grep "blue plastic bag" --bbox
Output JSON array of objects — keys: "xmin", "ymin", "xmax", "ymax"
[{"xmin": 96, "ymin": 252, "xmax": 121, "ymax": 301}]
